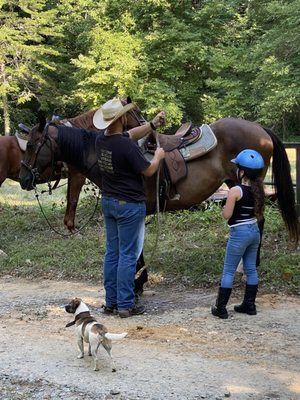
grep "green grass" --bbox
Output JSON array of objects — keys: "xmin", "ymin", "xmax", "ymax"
[{"xmin": 0, "ymin": 180, "xmax": 299, "ymax": 294}]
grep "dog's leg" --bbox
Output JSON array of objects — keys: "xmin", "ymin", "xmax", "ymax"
[
  {"xmin": 77, "ymin": 338, "xmax": 84, "ymax": 359},
  {"xmin": 102, "ymin": 340, "xmax": 116, "ymax": 372},
  {"xmin": 90, "ymin": 340, "xmax": 101, "ymax": 371}
]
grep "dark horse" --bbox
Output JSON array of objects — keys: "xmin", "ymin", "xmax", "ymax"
[
  {"xmin": 0, "ymin": 132, "xmax": 91, "ymax": 234},
  {"xmin": 0, "ymin": 103, "xmax": 143, "ymax": 233},
  {"xmin": 19, "ymin": 110, "xmax": 299, "ymax": 292},
  {"xmin": 0, "ymin": 118, "xmax": 87, "ymax": 232}
]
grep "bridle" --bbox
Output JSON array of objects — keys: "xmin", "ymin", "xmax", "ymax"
[
  {"xmin": 21, "ymin": 123, "xmax": 58, "ymax": 188},
  {"xmin": 122, "ymin": 100, "xmax": 148, "ymax": 129}
]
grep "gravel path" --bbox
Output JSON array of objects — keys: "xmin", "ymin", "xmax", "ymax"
[{"xmin": 0, "ymin": 276, "xmax": 299, "ymax": 400}]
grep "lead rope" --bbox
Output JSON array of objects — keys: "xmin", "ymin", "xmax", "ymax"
[
  {"xmin": 34, "ymin": 183, "xmax": 101, "ymax": 237},
  {"xmin": 135, "ymin": 130, "xmax": 161, "ymax": 280}
]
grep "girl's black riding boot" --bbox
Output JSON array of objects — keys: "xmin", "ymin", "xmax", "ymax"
[
  {"xmin": 234, "ymin": 284, "xmax": 258, "ymax": 315},
  {"xmin": 211, "ymin": 287, "xmax": 232, "ymax": 319}
]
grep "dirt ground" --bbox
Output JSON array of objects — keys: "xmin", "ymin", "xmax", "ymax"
[{"xmin": 0, "ymin": 276, "xmax": 299, "ymax": 400}]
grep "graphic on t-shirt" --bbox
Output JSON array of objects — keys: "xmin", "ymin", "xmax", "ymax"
[{"xmin": 98, "ymin": 149, "xmax": 114, "ymax": 174}]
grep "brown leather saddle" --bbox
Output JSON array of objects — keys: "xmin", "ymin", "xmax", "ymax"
[
  {"xmin": 141, "ymin": 122, "xmax": 199, "ymax": 185},
  {"xmin": 141, "ymin": 123, "xmax": 217, "ymax": 187}
]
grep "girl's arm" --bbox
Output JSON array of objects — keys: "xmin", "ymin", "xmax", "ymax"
[{"xmin": 222, "ymin": 186, "xmax": 242, "ymax": 220}]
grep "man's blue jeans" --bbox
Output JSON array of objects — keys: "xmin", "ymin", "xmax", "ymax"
[
  {"xmin": 101, "ymin": 196, "xmax": 146, "ymax": 310},
  {"xmin": 221, "ymin": 223, "xmax": 260, "ymax": 288}
]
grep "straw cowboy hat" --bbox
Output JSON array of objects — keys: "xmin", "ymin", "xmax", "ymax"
[{"xmin": 93, "ymin": 98, "xmax": 135, "ymax": 130}]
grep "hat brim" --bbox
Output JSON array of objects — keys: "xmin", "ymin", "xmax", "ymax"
[{"xmin": 93, "ymin": 103, "xmax": 135, "ymax": 130}]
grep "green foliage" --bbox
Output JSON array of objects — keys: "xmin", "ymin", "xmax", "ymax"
[
  {"xmin": 0, "ymin": 0, "xmax": 63, "ymax": 130},
  {"xmin": 203, "ymin": 0, "xmax": 300, "ymax": 133},
  {"xmin": 1, "ymin": 0, "xmax": 300, "ymax": 135}
]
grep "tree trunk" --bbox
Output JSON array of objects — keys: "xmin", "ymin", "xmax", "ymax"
[{"xmin": 0, "ymin": 63, "xmax": 11, "ymax": 135}]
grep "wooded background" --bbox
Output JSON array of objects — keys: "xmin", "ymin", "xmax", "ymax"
[{"xmin": 1, "ymin": 0, "xmax": 299, "ymax": 138}]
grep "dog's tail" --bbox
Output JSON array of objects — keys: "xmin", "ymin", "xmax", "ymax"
[{"xmin": 105, "ymin": 332, "xmax": 128, "ymax": 341}]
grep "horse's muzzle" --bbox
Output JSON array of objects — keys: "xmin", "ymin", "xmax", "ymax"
[
  {"xmin": 19, "ymin": 161, "xmax": 38, "ymax": 190},
  {"xmin": 19, "ymin": 175, "xmax": 34, "ymax": 191}
]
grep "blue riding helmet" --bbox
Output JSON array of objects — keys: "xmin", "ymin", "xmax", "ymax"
[{"xmin": 231, "ymin": 149, "xmax": 264, "ymax": 170}]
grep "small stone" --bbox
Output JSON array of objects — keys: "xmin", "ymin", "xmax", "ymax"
[{"xmin": 110, "ymin": 389, "xmax": 120, "ymax": 395}]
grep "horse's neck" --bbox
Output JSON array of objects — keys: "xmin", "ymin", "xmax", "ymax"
[
  {"xmin": 67, "ymin": 110, "xmax": 98, "ymax": 130},
  {"xmin": 56, "ymin": 126, "xmax": 100, "ymax": 185}
]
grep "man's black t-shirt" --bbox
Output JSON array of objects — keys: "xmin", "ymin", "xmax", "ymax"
[{"xmin": 95, "ymin": 132, "xmax": 150, "ymax": 202}]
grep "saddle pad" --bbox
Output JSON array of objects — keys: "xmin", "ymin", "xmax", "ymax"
[
  {"xmin": 15, "ymin": 132, "xmax": 28, "ymax": 152},
  {"xmin": 179, "ymin": 124, "xmax": 217, "ymax": 162}
]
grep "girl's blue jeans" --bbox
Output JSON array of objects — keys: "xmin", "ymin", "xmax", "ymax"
[
  {"xmin": 101, "ymin": 196, "xmax": 146, "ymax": 310},
  {"xmin": 221, "ymin": 223, "xmax": 260, "ymax": 288}
]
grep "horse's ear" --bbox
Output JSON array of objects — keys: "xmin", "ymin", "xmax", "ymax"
[
  {"xmin": 38, "ymin": 114, "xmax": 47, "ymax": 132},
  {"xmin": 127, "ymin": 96, "xmax": 132, "ymax": 104}
]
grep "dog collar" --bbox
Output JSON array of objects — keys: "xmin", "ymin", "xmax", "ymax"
[{"xmin": 65, "ymin": 311, "xmax": 92, "ymax": 327}]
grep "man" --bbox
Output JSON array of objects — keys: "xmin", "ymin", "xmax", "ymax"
[{"xmin": 93, "ymin": 98, "xmax": 165, "ymax": 318}]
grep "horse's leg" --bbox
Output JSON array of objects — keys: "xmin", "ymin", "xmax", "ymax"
[
  {"xmin": 256, "ymin": 217, "xmax": 265, "ymax": 267},
  {"xmin": 134, "ymin": 251, "xmax": 148, "ymax": 297},
  {"xmin": 64, "ymin": 167, "xmax": 86, "ymax": 232}
]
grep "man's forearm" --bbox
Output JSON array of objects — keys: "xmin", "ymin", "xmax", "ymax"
[
  {"xmin": 142, "ymin": 153, "xmax": 162, "ymax": 177},
  {"xmin": 128, "ymin": 122, "xmax": 153, "ymax": 141}
]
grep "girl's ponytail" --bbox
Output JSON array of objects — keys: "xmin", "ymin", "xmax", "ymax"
[{"xmin": 250, "ymin": 177, "xmax": 265, "ymax": 221}]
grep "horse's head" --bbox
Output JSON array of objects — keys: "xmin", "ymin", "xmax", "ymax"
[
  {"xmin": 19, "ymin": 115, "xmax": 58, "ymax": 190},
  {"xmin": 121, "ymin": 96, "xmax": 147, "ymax": 129}
]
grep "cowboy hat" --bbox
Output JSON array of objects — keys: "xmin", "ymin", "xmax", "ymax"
[{"xmin": 93, "ymin": 98, "xmax": 135, "ymax": 130}]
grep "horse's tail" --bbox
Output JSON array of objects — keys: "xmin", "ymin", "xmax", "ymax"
[{"xmin": 263, "ymin": 127, "xmax": 299, "ymax": 244}]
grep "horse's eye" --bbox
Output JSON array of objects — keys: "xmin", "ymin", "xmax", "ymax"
[{"xmin": 27, "ymin": 142, "xmax": 34, "ymax": 149}]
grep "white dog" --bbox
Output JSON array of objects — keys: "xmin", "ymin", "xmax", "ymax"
[{"xmin": 65, "ymin": 298, "xmax": 127, "ymax": 371}]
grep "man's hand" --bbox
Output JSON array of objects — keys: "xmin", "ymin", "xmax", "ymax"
[
  {"xmin": 151, "ymin": 111, "xmax": 166, "ymax": 129},
  {"xmin": 154, "ymin": 147, "xmax": 165, "ymax": 160},
  {"xmin": 142, "ymin": 146, "xmax": 165, "ymax": 177}
]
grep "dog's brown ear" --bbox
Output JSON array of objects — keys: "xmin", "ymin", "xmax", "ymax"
[
  {"xmin": 71, "ymin": 298, "xmax": 82, "ymax": 308},
  {"xmin": 74, "ymin": 297, "xmax": 82, "ymax": 302}
]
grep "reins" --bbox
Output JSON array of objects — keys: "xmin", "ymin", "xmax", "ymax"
[
  {"xmin": 135, "ymin": 129, "xmax": 162, "ymax": 280},
  {"xmin": 125, "ymin": 104, "xmax": 162, "ymax": 275},
  {"xmin": 26, "ymin": 123, "xmax": 102, "ymax": 237}
]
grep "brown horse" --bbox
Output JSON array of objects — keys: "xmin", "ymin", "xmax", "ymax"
[
  {"xmin": 18, "ymin": 113, "xmax": 299, "ymax": 245},
  {"xmin": 0, "ymin": 135, "xmax": 24, "ymax": 185}
]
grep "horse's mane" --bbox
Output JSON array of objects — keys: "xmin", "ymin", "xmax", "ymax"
[
  {"xmin": 67, "ymin": 109, "xmax": 99, "ymax": 130},
  {"xmin": 57, "ymin": 125, "xmax": 98, "ymax": 167}
]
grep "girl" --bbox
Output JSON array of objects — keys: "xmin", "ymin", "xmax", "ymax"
[{"xmin": 212, "ymin": 149, "xmax": 265, "ymax": 319}]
